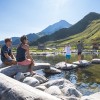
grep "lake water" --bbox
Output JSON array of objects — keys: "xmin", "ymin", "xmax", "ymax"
[
  {"xmin": 0, "ymin": 53, "xmax": 100, "ymax": 96},
  {"xmin": 33, "ymin": 53, "xmax": 100, "ymax": 96}
]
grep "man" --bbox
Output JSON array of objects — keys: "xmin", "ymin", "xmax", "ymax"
[
  {"xmin": 1, "ymin": 38, "xmax": 17, "ymax": 66},
  {"xmin": 77, "ymin": 41, "xmax": 84, "ymax": 63}
]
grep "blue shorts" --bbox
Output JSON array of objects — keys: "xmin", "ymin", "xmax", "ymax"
[{"xmin": 66, "ymin": 55, "xmax": 71, "ymax": 59}]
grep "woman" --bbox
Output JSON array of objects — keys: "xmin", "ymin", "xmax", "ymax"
[{"xmin": 16, "ymin": 35, "xmax": 35, "ymax": 75}]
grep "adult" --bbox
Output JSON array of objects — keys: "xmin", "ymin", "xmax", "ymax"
[
  {"xmin": 1, "ymin": 38, "xmax": 17, "ymax": 66},
  {"xmin": 77, "ymin": 41, "xmax": 84, "ymax": 63},
  {"xmin": 16, "ymin": 35, "xmax": 35, "ymax": 75}
]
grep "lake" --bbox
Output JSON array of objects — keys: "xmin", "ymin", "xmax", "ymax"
[
  {"xmin": 0, "ymin": 53, "xmax": 100, "ymax": 96},
  {"xmin": 33, "ymin": 53, "xmax": 100, "ymax": 96}
]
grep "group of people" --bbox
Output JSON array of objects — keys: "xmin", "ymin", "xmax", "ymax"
[
  {"xmin": 64, "ymin": 41, "xmax": 83, "ymax": 64},
  {"xmin": 0, "ymin": 35, "xmax": 83, "ymax": 73},
  {"xmin": 0, "ymin": 35, "xmax": 35, "ymax": 75}
]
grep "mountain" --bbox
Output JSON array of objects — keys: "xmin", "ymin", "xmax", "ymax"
[
  {"xmin": 0, "ymin": 33, "xmax": 39, "ymax": 46},
  {"xmin": 13, "ymin": 33, "xmax": 39, "ymax": 45},
  {"xmin": 46, "ymin": 19, "xmax": 100, "ymax": 47},
  {"xmin": 0, "ymin": 37, "xmax": 19, "ymax": 45},
  {"xmin": 37, "ymin": 20, "xmax": 72, "ymax": 36},
  {"xmin": 31, "ymin": 12, "xmax": 100, "ymax": 46}
]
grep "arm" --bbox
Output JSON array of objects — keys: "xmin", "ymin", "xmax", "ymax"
[
  {"xmin": 11, "ymin": 52, "xmax": 16, "ymax": 60},
  {"xmin": 25, "ymin": 45, "xmax": 33, "ymax": 61},
  {"xmin": 4, "ymin": 53, "xmax": 12, "ymax": 59}
]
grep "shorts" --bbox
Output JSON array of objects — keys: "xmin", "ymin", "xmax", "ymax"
[
  {"xmin": 18, "ymin": 59, "xmax": 32, "ymax": 66},
  {"xmin": 78, "ymin": 52, "xmax": 82, "ymax": 55},
  {"xmin": 66, "ymin": 55, "xmax": 71, "ymax": 59}
]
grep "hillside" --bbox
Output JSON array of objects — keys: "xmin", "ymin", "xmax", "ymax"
[
  {"xmin": 13, "ymin": 33, "xmax": 39, "ymax": 45},
  {"xmin": 31, "ymin": 12, "xmax": 100, "ymax": 46},
  {"xmin": 37, "ymin": 20, "xmax": 72, "ymax": 37},
  {"xmin": 46, "ymin": 19, "xmax": 100, "ymax": 47}
]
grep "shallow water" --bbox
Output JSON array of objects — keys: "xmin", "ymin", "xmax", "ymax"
[
  {"xmin": 33, "ymin": 53, "xmax": 100, "ymax": 96},
  {"xmin": 0, "ymin": 53, "xmax": 100, "ymax": 96}
]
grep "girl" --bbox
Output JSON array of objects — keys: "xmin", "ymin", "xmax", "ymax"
[
  {"xmin": 65, "ymin": 43, "xmax": 71, "ymax": 64},
  {"xmin": 16, "ymin": 35, "xmax": 35, "ymax": 75}
]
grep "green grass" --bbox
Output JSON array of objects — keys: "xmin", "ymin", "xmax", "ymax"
[{"xmin": 46, "ymin": 19, "xmax": 100, "ymax": 49}]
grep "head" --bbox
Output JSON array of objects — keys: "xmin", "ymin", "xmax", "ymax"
[
  {"xmin": 5, "ymin": 38, "xmax": 12, "ymax": 47},
  {"xmin": 20, "ymin": 35, "xmax": 28, "ymax": 44},
  {"xmin": 78, "ymin": 41, "xmax": 80, "ymax": 43},
  {"xmin": 65, "ymin": 43, "xmax": 70, "ymax": 47}
]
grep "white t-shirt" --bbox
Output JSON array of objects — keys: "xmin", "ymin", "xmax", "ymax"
[{"xmin": 65, "ymin": 46, "xmax": 71, "ymax": 55}]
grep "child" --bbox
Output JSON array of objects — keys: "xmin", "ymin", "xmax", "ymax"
[{"xmin": 65, "ymin": 43, "xmax": 71, "ymax": 65}]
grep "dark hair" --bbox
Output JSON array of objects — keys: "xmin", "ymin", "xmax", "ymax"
[
  {"xmin": 78, "ymin": 40, "xmax": 80, "ymax": 42},
  {"xmin": 5, "ymin": 38, "xmax": 12, "ymax": 43},
  {"xmin": 20, "ymin": 35, "xmax": 27, "ymax": 44}
]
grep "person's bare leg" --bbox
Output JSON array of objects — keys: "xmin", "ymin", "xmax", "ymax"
[
  {"xmin": 28, "ymin": 61, "xmax": 35, "ymax": 75},
  {"xmin": 78, "ymin": 54, "xmax": 81, "ymax": 62},
  {"xmin": 4, "ymin": 60, "xmax": 17, "ymax": 66}
]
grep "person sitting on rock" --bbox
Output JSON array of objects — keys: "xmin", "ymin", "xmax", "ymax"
[
  {"xmin": 1, "ymin": 38, "xmax": 17, "ymax": 66},
  {"xmin": 16, "ymin": 35, "xmax": 35, "ymax": 75}
]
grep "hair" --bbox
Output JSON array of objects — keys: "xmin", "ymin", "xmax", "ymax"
[
  {"xmin": 78, "ymin": 40, "xmax": 80, "ymax": 42},
  {"xmin": 20, "ymin": 35, "xmax": 27, "ymax": 44},
  {"xmin": 5, "ymin": 38, "xmax": 12, "ymax": 43}
]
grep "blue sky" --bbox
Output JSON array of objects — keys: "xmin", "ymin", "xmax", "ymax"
[{"xmin": 0, "ymin": 0, "xmax": 100, "ymax": 40}]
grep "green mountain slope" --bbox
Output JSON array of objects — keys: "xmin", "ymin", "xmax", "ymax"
[
  {"xmin": 46, "ymin": 19, "xmax": 100, "ymax": 47},
  {"xmin": 30, "ymin": 12, "xmax": 100, "ymax": 46}
]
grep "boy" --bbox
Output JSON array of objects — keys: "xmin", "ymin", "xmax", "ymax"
[
  {"xmin": 1, "ymin": 38, "xmax": 17, "ymax": 66},
  {"xmin": 65, "ymin": 43, "xmax": 71, "ymax": 64}
]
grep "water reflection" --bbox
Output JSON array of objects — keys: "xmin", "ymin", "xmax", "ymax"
[{"xmin": 33, "ymin": 53, "xmax": 100, "ymax": 95}]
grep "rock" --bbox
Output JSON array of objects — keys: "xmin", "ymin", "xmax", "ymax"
[
  {"xmin": 44, "ymin": 67, "xmax": 61, "ymax": 74},
  {"xmin": 33, "ymin": 74, "xmax": 48, "ymax": 84},
  {"xmin": 40, "ymin": 78, "xmax": 75, "ymax": 89},
  {"xmin": 23, "ymin": 77, "xmax": 40, "ymax": 87},
  {"xmin": 90, "ymin": 83, "xmax": 98, "ymax": 88},
  {"xmin": 58, "ymin": 96, "xmax": 80, "ymax": 100},
  {"xmin": 0, "ymin": 63, "xmax": 50, "ymax": 77},
  {"xmin": 92, "ymin": 59, "xmax": 100, "ymax": 64},
  {"xmin": 55, "ymin": 62, "xmax": 78, "ymax": 70},
  {"xmin": 0, "ymin": 63, "xmax": 7, "ymax": 68},
  {"xmin": 36, "ymin": 85, "xmax": 47, "ymax": 91},
  {"xmin": 45, "ymin": 86, "xmax": 62, "ymax": 96},
  {"xmin": 81, "ymin": 92, "xmax": 100, "ymax": 100},
  {"xmin": 14, "ymin": 72, "xmax": 25, "ymax": 81},
  {"xmin": 73, "ymin": 60, "xmax": 91, "ymax": 67},
  {"xmin": 79, "ymin": 83, "xmax": 89, "ymax": 88},
  {"xmin": 0, "ymin": 73, "xmax": 61, "ymax": 100},
  {"xmin": 62, "ymin": 87, "xmax": 82, "ymax": 97},
  {"xmin": 41, "ymin": 78, "xmax": 65, "ymax": 88}
]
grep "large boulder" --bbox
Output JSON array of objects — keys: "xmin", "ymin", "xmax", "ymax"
[
  {"xmin": 14, "ymin": 72, "xmax": 26, "ymax": 81},
  {"xmin": 23, "ymin": 77, "xmax": 40, "ymax": 87},
  {"xmin": 0, "ymin": 73, "xmax": 61, "ymax": 100},
  {"xmin": 33, "ymin": 74, "xmax": 48, "ymax": 84},
  {"xmin": 62, "ymin": 87, "xmax": 82, "ymax": 97},
  {"xmin": 92, "ymin": 59, "xmax": 100, "ymax": 64},
  {"xmin": 45, "ymin": 86, "xmax": 62, "ymax": 96},
  {"xmin": 73, "ymin": 60, "xmax": 91, "ymax": 67},
  {"xmin": 55, "ymin": 62, "xmax": 78, "ymax": 70},
  {"xmin": 36, "ymin": 85, "xmax": 47, "ymax": 91},
  {"xmin": 44, "ymin": 67, "xmax": 61, "ymax": 74},
  {"xmin": 81, "ymin": 92, "xmax": 100, "ymax": 100}
]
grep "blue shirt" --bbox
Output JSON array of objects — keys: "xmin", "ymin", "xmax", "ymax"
[{"xmin": 1, "ymin": 45, "xmax": 12, "ymax": 62}]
